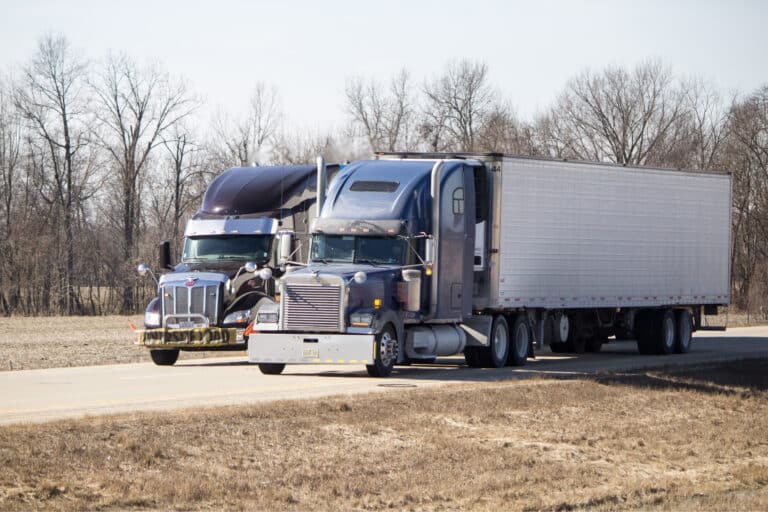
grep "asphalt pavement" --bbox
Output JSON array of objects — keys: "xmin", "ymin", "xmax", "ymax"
[{"xmin": 1, "ymin": 326, "xmax": 766, "ymax": 425}]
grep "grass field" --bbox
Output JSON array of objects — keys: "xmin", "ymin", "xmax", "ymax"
[
  {"xmin": 0, "ymin": 359, "xmax": 766, "ymax": 511},
  {"xmin": 0, "ymin": 315, "xmax": 242, "ymax": 371}
]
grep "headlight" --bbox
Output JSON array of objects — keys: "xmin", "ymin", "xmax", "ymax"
[
  {"xmin": 349, "ymin": 311, "xmax": 374, "ymax": 327},
  {"xmin": 256, "ymin": 303, "xmax": 280, "ymax": 324},
  {"xmin": 223, "ymin": 309, "xmax": 251, "ymax": 325},
  {"xmin": 144, "ymin": 311, "xmax": 161, "ymax": 328}
]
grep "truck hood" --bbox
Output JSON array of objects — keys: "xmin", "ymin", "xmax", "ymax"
[
  {"xmin": 291, "ymin": 262, "xmax": 402, "ymax": 282},
  {"xmin": 159, "ymin": 271, "xmax": 230, "ymax": 287},
  {"xmin": 284, "ymin": 263, "xmax": 405, "ymax": 312}
]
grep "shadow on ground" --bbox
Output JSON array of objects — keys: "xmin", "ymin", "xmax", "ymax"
[{"xmin": 590, "ymin": 358, "xmax": 768, "ymax": 395}]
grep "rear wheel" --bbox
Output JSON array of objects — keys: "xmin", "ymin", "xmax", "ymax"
[
  {"xmin": 508, "ymin": 316, "xmax": 529, "ymax": 366},
  {"xmin": 486, "ymin": 315, "xmax": 510, "ymax": 368},
  {"xmin": 636, "ymin": 309, "xmax": 676, "ymax": 355},
  {"xmin": 150, "ymin": 349, "xmax": 179, "ymax": 366},
  {"xmin": 658, "ymin": 309, "xmax": 676, "ymax": 355},
  {"xmin": 675, "ymin": 310, "xmax": 693, "ymax": 353},
  {"xmin": 366, "ymin": 325, "xmax": 398, "ymax": 377},
  {"xmin": 549, "ymin": 313, "xmax": 570, "ymax": 353},
  {"xmin": 258, "ymin": 363, "xmax": 285, "ymax": 375}
]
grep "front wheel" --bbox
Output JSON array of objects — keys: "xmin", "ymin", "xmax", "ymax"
[
  {"xmin": 366, "ymin": 325, "xmax": 398, "ymax": 377},
  {"xmin": 258, "ymin": 363, "xmax": 285, "ymax": 375},
  {"xmin": 150, "ymin": 349, "xmax": 179, "ymax": 366}
]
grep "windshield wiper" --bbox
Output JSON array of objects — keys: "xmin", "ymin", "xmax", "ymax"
[{"xmin": 355, "ymin": 258, "xmax": 384, "ymax": 266}]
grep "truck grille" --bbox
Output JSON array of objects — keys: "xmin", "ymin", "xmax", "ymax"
[
  {"xmin": 162, "ymin": 284, "xmax": 220, "ymax": 326},
  {"xmin": 283, "ymin": 283, "xmax": 342, "ymax": 332}
]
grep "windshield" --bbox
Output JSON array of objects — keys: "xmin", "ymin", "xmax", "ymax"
[
  {"xmin": 183, "ymin": 235, "xmax": 272, "ymax": 263},
  {"xmin": 311, "ymin": 235, "xmax": 404, "ymax": 265}
]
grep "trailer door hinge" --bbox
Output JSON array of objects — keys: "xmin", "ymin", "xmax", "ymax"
[{"xmin": 489, "ymin": 248, "xmax": 499, "ymax": 254}]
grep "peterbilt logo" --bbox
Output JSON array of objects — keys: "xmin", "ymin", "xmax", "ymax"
[{"xmin": 184, "ymin": 276, "xmax": 199, "ymax": 287}]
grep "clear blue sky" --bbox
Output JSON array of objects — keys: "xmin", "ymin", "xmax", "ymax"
[{"xmin": 2, "ymin": 0, "xmax": 766, "ymax": 131}]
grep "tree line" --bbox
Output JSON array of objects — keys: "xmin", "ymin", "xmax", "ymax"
[{"xmin": 0, "ymin": 34, "xmax": 766, "ymax": 316}]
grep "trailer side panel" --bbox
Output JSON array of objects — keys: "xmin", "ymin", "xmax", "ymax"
[{"xmin": 495, "ymin": 158, "xmax": 731, "ymax": 309}]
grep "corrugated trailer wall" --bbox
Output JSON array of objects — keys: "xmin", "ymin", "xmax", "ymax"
[{"xmin": 496, "ymin": 157, "xmax": 731, "ymax": 309}]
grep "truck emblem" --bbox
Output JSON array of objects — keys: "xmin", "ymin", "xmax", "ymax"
[{"xmin": 185, "ymin": 276, "xmax": 198, "ymax": 287}]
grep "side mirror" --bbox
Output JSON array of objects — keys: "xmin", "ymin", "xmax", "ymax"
[
  {"xmin": 158, "ymin": 240, "xmax": 172, "ymax": 270},
  {"xmin": 137, "ymin": 263, "xmax": 158, "ymax": 286},
  {"xmin": 277, "ymin": 230, "xmax": 294, "ymax": 266}
]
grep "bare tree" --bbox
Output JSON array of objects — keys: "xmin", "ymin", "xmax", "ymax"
[
  {"xmin": 728, "ymin": 86, "xmax": 768, "ymax": 310},
  {"xmin": 211, "ymin": 82, "xmax": 281, "ymax": 167},
  {"xmin": 421, "ymin": 60, "xmax": 496, "ymax": 152},
  {"xmin": 345, "ymin": 69, "xmax": 415, "ymax": 152},
  {"xmin": 150, "ymin": 123, "xmax": 208, "ymax": 252},
  {"xmin": 681, "ymin": 78, "xmax": 730, "ymax": 170},
  {"xmin": 0, "ymin": 77, "xmax": 22, "ymax": 242},
  {"xmin": 13, "ymin": 35, "xmax": 92, "ymax": 314},
  {"xmin": 539, "ymin": 60, "xmax": 687, "ymax": 166},
  {"xmin": 92, "ymin": 52, "xmax": 196, "ymax": 312}
]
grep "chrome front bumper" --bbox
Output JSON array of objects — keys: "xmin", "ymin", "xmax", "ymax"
[{"xmin": 248, "ymin": 333, "xmax": 375, "ymax": 364}]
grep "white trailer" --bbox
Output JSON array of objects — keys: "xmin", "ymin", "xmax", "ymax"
[{"xmin": 493, "ymin": 157, "xmax": 730, "ymax": 310}]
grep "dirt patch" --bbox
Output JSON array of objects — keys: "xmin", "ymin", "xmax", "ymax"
[
  {"xmin": 0, "ymin": 316, "xmax": 243, "ymax": 371},
  {"xmin": 0, "ymin": 359, "xmax": 766, "ymax": 511}
]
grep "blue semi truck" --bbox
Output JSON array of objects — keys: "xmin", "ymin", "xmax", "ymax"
[{"xmin": 247, "ymin": 153, "xmax": 731, "ymax": 377}]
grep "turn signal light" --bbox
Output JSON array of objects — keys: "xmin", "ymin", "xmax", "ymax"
[{"xmin": 244, "ymin": 322, "xmax": 257, "ymax": 337}]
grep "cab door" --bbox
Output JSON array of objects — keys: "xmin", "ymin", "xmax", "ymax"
[{"xmin": 434, "ymin": 163, "xmax": 475, "ymax": 320}]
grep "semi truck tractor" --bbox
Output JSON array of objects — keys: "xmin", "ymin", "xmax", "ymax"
[
  {"xmin": 247, "ymin": 153, "xmax": 731, "ymax": 377},
  {"xmin": 136, "ymin": 161, "xmax": 338, "ymax": 365}
]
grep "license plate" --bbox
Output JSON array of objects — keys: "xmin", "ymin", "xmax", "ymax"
[
  {"xmin": 303, "ymin": 346, "xmax": 319, "ymax": 358},
  {"xmin": 179, "ymin": 321, "xmax": 195, "ymax": 329}
]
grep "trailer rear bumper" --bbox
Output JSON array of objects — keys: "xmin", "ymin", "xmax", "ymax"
[
  {"xmin": 248, "ymin": 333, "xmax": 375, "ymax": 365},
  {"xmin": 136, "ymin": 327, "xmax": 243, "ymax": 348}
]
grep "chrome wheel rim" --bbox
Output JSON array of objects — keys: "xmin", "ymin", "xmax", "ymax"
[{"xmin": 380, "ymin": 331, "xmax": 397, "ymax": 366}]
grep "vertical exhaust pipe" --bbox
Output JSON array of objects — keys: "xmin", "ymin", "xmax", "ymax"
[{"xmin": 316, "ymin": 155, "xmax": 326, "ymax": 218}]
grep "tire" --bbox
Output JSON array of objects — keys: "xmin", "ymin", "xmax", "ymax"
[
  {"xmin": 150, "ymin": 349, "xmax": 179, "ymax": 366},
  {"xmin": 636, "ymin": 309, "xmax": 676, "ymax": 355},
  {"xmin": 549, "ymin": 341, "xmax": 569, "ymax": 353},
  {"xmin": 549, "ymin": 313, "xmax": 569, "ymax": 353},
  {"xmin": 508, "ymin": 316, "xmax": 529, "ymax": 366},
  {"xmin": 258, "ymin": 363, "xmax": 285, "ymax": 375},
  {"xmin": 675, "ymin": 310, "xmax": 693, "ymax": 354},
  {"xmin": 366, "ymin": 325, "xmax": 398, "ymax": 377},
  {"xmin": 585, "ymin": 329, "xmax": 608, "ymax": 353},
  {"xmin": 657, "ymin": 309, "xmax": 676, "ymax": 355},
  {"xmin": 585, "ymin": 336, "xmax": 604, "ymax": 353},
  {"xmin": 485, "ymin": 315, "xmax": 510, "ymax": 368},
  {"xmin": 464, "ymin": 347, "xmax": 484, "ymax": 368},
  {"xmin": 565, "ymin": 319, "xmax": 586, "ymax": 353}
]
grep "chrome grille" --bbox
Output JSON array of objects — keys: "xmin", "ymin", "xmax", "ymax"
[
  {"xmin": 283, "ymin": 283, "xmax": 342, "ymax": 332},
  {"xmin": 162, "ymin": 284, "xmax": 220, "ymax": 325}
]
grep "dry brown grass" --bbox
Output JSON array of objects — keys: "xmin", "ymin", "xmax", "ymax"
[
  {"xmin": 0, "ymin": 360, "xmax": 766, "ymax": 511},
  {"xmin": 0, "ymin": 316, "xmax": 243, "ymax": 371}
]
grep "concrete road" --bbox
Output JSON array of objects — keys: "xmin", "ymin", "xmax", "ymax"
[{"xmin": 1, "ymin": 326, "xmax": 767, "ymax": 425}]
